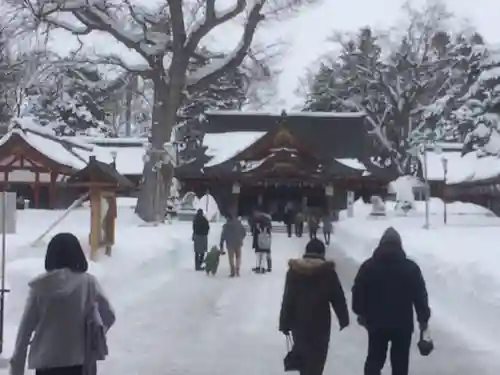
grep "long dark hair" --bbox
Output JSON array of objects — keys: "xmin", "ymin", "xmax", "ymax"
[{"xmin": 45, "ymin": 233, "xmax": 88, "ymax": 273}]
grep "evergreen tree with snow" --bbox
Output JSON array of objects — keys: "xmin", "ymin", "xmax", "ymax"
[
  {"xmin": 459, "ymin": 48, "xmax": 500, "ymax": 155},
  {"xmin": 302, "ymin": 3, "xmax": 489, "ymax": 176},
  {"xmin": 25, "ymin": 65, "xmax": 125, "ymax": 136}
]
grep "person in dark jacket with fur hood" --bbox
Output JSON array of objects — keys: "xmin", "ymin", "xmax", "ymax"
[
  {"xmin": 279, "ymin": 239, "xmax": 349, "ymax": 375},
  {"xmin": 352, "ymin": 227, "xmax": 431, "ymax": 375}
]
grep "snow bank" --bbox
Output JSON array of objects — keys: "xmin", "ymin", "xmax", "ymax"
[
  {"xmin": 336, "ymin": 199, "xmax": 500, "ymax": 356},
  {"xmin": 2, "ymin": 207, "xmax": 203, "ymax": 357},
  {"xmin": 195, "ymin": 194, "xmax": 221, "ymax": 221}
]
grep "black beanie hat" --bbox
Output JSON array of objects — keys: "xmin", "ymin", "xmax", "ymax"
[{"xmin": 305, "ymin": 239, "xmax": 326, "ymax": 256}]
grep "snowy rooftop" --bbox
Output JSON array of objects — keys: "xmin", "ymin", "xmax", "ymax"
[
  {"xmin": 422, "ymin": 147, "xmax": 500, "ymax": 184},
  {"xmin": 204, "ymin": 132, "xmax": 265, "ymax": 167},
  {"xmin": 0, "ymin": 118, "xmax": 146, "ymax": 176},
  {"xmin": 205, "ymin": 109, "xmax": 365, "ymax": 118},
  {"xmin": 0, "ymin": 118, "xmax": 91, "ymax": 170}
]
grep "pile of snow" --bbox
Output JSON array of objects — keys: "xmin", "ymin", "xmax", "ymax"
[
  {"xmin": 349, "ymin": 197, "xmax": 494, "ymax": 219},
  {"xmin": 194, "ymin": 194, "xmax": 221, "ymax": 222},
  {"xmin": 2, "ymin": 206, "xmax": 220, "ymax": 358},
  {"xmin": 336, "ymin": 199, "xmax": 500, "ymax": 356},
  {"xmin": 116, "ymin": 197, "xmax": 137, "ymax": 208}
]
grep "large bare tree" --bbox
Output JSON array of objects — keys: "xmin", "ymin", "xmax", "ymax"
[{"xmin": 10, "ymin": 0, "xmax": 315, "ymax": 221}]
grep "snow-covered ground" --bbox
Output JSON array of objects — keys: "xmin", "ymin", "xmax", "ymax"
[
  {"xmin": 1, "ymin": 202, "xmax": 500, "ymax": 374},
  {"xmin": 336, "ymin": 199, "xmax": 500, "ymax": 365}
]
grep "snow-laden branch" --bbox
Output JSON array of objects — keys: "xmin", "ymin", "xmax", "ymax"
[
  {"xmin": 184, "ymin": 0, "xmax": 247, "ymax": 53},
  {"xmin": 185, "ymin": 0, "xmax": 265, "ymax": 90}
]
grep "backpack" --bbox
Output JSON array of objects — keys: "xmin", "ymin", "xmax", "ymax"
[{"xmin": 257, "ymin": 229, "xmax": 271, "ymax": 250}]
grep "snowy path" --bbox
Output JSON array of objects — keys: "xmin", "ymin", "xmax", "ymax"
[{"xmin": 96, "ymin": 230, "xmax": 500, "ymax": 375}]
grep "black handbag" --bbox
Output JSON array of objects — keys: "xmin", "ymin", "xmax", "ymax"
[
  {"xmin": 417, "ymin": 328, "xmax": 434, "ymax": 356},
  {"xmin": 284, "ymin": 334, "xmax": 302, "ymax": 372}
]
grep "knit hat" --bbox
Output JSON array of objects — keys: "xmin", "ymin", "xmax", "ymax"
[
  {"xmin": 379, "ymin": 227, "xmax": 402, "ymax": 246},
  {"xmin": 305, "ymin": 239, "xmax": 326, "ymax": 256}
]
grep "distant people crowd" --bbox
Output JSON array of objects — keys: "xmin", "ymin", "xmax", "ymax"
[{"xmin": 283, "ymin": 203, "xmax": 337, "ymax": 245}]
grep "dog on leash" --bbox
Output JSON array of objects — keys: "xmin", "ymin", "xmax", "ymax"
[{"xmin": 204, "ymin": 245, "xmax": 223, "ymax": 276}]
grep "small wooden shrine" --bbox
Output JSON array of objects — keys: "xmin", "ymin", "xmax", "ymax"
[{"xmin": 66, "ymin": 156, "xmax": 135, "ymax": 260}]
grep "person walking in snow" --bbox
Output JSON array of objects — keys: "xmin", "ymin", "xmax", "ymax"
[
  {"xmin": 251, "ymin": 209, "xmax": 273, "ymax": 273},
  {"xmin": 279, "ymin": 239, "xmax": 349, "ymax": 375},
  {"xmin": 192, "ymin": 209, "xmax": 210, "ymax": 271},
  {"xmin": 307, "ymin": 214, "xmax": 319, "ymax": 240},
  {"xmin": 220, "ymin": 214, "xmax": 247, "ymax": 277},
  {"xmin": 283, "ymin": 202, "xmax": 295, "ymax": 238},
  {"xmin": 321, "ymin": 212, "xmax": 333, "ymax": 245},
  {"xmin": 352, "ymin": 227, "xmax": 431, "ymax": 375},
  {"xmin": 10, "ymin": 232, "xmax": 115, "ymax": 375},
  {"xmin": 295, "ymin": 210, "xmax": 305, "ymax": 237}
]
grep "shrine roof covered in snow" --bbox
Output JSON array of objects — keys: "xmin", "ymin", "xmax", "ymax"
[
  {"xmin": 175, "ymin": 110, "xmax": 386, "ymax": 182},
  {"xmin": 0, "ymin": 118, "xmax": 146, "ymax": 178}
]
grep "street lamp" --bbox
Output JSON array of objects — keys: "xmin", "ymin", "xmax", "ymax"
[
  {"xmin": 441, "ymin": 156, "xmax": 448, "ymax": 224},
  {"xmin": 110, "ymin": 150, "xmax": 118, "ymax": 169},
  {"xmin": 421, "ymin": 143, "xmax": 430, "ymax": 229},
  {"xmin": 0, "ymin": 191, "xmax": 10, "ymax": 364}
]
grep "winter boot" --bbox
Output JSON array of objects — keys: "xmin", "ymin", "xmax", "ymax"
[{"xmin": 266, "ymin": 255, "xmax": 272, "ymax": 273}]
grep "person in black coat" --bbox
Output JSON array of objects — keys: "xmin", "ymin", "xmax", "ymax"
[
  {"xmin": 279, "ymin": 239, "xmax": 349, "ymax": 375},
  {"xmin": 192, "ymin": 209, "xmax": 210, "ymax": 270},
  {"xmin": 352, "ymin": 227, "xmax": 431, "ymax": 375}
]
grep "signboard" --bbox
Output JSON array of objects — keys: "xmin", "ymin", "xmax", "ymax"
[
  {"xmin": 0, "ymin": 192, "xmax": 16, "ymax": 234},
  {"xmin": 325, "ymin": 185, "xmax": 334, "ymax": 197}
]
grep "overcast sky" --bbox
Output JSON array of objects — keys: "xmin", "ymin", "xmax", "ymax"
[
  {"xmin": 272, "ymin": 0, "xmax": 500, "ymax": 110},
  {"xmin": 38, "ymin": 0, "xmax": 500, "ymax": 111}
]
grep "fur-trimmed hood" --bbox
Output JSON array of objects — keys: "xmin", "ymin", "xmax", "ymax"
[{"xmin": 288, "ymin": 256, "xmax": 335, "ymax": 275}]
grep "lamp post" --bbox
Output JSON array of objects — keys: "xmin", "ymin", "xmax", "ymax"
[
  {"xmin": 0, "ymin": 191, "xmax": 11, "ymax": 362},
  {"xmin": 110, "ymin": 150, "xmax": 118, "ymax": 169},
  {"xmin": 422, "ymin": 144, "xmax": 430, "ymax": 229},
  {"xmin": 441, "ymin": 156, "xmax": 448, "ymax": 224}
]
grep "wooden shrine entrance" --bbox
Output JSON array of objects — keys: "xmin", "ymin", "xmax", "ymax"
[{"xmin": 237, "ymin": 184, "xmax": 326, "ymax": 220}]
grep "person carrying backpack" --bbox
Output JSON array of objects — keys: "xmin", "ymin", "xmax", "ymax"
[{"xmin": 252, "ymin": 211, "xmax": 272, "ymax": 273}]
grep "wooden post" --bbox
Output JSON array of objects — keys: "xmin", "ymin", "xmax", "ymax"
[
  {"xmin": 49, "ymin": 172, "xmax": 57, "ymax": 209},
  {"xmin": 89, "ymin": 187, "xmax": 101, "ymax": 261},
  {"xmin": 34, "ymin": 171, "xmax": 40, "ymax": 208}
]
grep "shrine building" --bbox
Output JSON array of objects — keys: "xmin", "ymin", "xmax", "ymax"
[{"xmin": 175, "ymin": 110, "xmax": 395, "ymax": 220}]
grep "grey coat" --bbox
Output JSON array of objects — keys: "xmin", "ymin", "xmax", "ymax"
[
  {"xmin": 10, "ymin": 269, "xmax": 115, "ymax": 375},
  {"xmin": 321, "ymin": 216, "xmax": 333, "ymax": 233},
  {"xmin": 220, "ymin": 218, "xmax": 246, "ymax": 249}
]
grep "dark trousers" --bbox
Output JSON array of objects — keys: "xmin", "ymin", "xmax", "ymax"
[
  {"xmin": 194, "ymin": 252, "xmax": 205, "ymax": 270},
  {"xmin": 295, "ymin": 222, "xmax": 303, "ymax": 237},
  {"xmin": 364, "ymin": 329, "xmax": 412, "ymax": 375},
  {"xmin": 286, "ymin": 223, "xmax": 293, "ymax": 237},
  {"xmin": 323, "ymin": 231, "xmax": 331, "ymax": 245},
  {"xmin": 309, "ymin": 228, "xmax": 317, "ymax": 240},
  {"xmin": 36, "ymin": 365, "xmax": 84, "ymax": 375}
]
